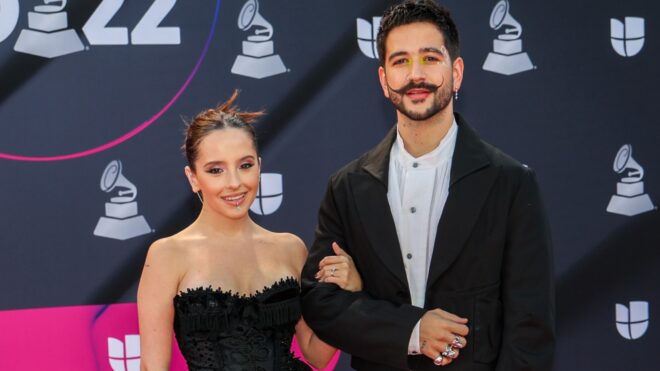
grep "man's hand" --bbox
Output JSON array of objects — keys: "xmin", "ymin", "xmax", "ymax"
[{"xmin": 419, "ymin": 309, "xmax": 469, "ymax": 366}]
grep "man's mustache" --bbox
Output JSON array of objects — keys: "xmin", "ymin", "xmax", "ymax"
[{"xmin": 387, "ymin": 80, "xmax": 442, "ymax": 95}]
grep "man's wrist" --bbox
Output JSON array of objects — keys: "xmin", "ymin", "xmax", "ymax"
[{"xmin": 407, "ymin": 319, "xmax": 422, "ymax": 355}]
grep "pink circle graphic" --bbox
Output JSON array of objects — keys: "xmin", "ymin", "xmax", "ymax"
[{"xmin": 0, "ymin": 0, "xmax": 221, "ymax": 162}]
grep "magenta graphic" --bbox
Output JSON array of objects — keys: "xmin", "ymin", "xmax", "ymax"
[
  {"xmin": 0, "ymin": 0, "xmax": 221, "ymax": 162},
  {"xmin": 0, "ymin": 303, "xmax": 339, "ymax": 370}
]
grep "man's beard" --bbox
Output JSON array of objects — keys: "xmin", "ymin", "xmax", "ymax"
[{"xmin": 386, "ymin": 77, "xmax": 453, "ymax": 121}]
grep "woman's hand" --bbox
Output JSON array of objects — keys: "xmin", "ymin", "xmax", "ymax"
[{"xmin": 316, "ymin": 242, "xmax": 362, "ymax": 292}]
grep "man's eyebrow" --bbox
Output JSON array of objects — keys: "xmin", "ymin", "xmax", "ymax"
[
  {"xmin": 420, "ymin": 47, "xmax": 445, "ymax": 54},
  {"xmin": 387, "ymin": 50, "xmax": 408, "ymax": 61}
]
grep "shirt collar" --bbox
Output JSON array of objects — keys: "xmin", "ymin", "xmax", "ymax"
[{"xmin": 393, "ymin": 117, "xmax": 458, "ymax": 167}]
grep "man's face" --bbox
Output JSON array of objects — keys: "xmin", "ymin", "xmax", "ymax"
[{"xmin": 378, "ymin": 22, "xmax": 463, "ymax": 121}]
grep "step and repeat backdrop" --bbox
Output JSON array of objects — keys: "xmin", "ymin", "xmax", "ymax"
[{"xmin": 0, "ymin": 0, "xmax": 658, "ymax": 370}]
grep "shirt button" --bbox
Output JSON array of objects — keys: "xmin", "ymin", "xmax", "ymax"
[
  {"xmin": 406, "ymin": 253, "xmax": 413, "ymax": 259},
  {"xmin": 410, "ymin": 207, "xmax": 416, "ymax": 213},
  {"xmin": 412, "ymin": 162, "xmax": 419, "ymax": 168}
]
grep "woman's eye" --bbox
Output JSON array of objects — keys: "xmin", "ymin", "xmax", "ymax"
[
  {"xmin": 207, "ymin": 167, "xmax": 223, "ymax": 174},
  {"xmin": 240, "ymin": 163, "xmax": 254, "ymax": 169}
]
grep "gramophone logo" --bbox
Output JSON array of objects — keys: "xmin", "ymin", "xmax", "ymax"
[
  {"xmin": 108, "ymin": 334, "xmax": 140, "ymax": 371},
  {"xmin": 93, "ymin": 160, "xmax": 152, "ymax": 240},
  {"xmin": 606, "ymin": 144, "xmax": 655, "ymax": 216},
  {"xmin": 615, "ymin": 301, "xmax": 649, "ymax": 340},
  {"xmin": 610, "ymin": 17, "xmax": 645, "ymax": 57},
  {"xmin": 250, "ymin": 173, "xmax": 283, "ymax": 215},
  {"xmin": 482, "ymin": 0, "xmax": 534, "ymax": 75},
  {"xmin": 356, "ymin": 16, "xmax": 381, "ymax": 59},
  {"xmin": 13, "ymin": 0, "xmax": 85, "ymax": 58},
  {"xmin": 231, "ymin": 0, "xmax": 287, "ymax": 79}
]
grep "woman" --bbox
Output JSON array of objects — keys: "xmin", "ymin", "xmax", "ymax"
[{"xmin": 137, "ymin": 90, "xmax": 361, "ymax": 371}]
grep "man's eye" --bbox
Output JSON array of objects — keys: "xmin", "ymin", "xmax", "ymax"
[
  {"xmin": 423, "ymin": 56, "xmax": 440, "ymax": 63},
  {"xmin": 392, "ymin": 58, "xmax": 409, "ymax": 66}
]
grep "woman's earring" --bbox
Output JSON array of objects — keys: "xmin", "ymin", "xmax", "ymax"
[{"xmin": 196, "ymin": 191, "xmax": 203, "ymax": 204}]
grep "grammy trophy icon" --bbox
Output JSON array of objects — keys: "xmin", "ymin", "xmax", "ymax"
[
  {"xmin": 482, "ymin": 0, "xmax": 534, "ymax": 75},
  {"xmin": 606, "ymin": 144, "xmax": 655, "ymax": 216},
  {"xmin": 231, "ymin": 0, "xmax": 287, "ymax": 79},
  {"xmin": 93, "ymin": 160, "xmax": 152, "ymax": 240},
  {"xmin": 14, "ymin": 0, "xmax": 84, "ymax": 58}
]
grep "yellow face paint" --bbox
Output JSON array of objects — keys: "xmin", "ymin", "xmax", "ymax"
[{"xmin": 388, "ymin": 45, "xmax": 450, "ymax": 71}]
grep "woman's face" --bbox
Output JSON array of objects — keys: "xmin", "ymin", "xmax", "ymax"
[{"xmin": 186, "ymin": 128, "xmax": 260, "ymax": 220}]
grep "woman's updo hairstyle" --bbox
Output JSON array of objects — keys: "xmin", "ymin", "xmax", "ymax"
[{"xmin": 182, "ymin": 90, "xmax": 263, "ymax": 170}]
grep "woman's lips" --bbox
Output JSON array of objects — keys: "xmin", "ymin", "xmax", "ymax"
[{"xmin": 221, "ymin": 193, "xmax": 247, "ymax": 207}]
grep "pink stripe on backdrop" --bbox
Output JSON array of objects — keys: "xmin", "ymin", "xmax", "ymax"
[{"xmin": 0, "ymin": 303, "xmax": 339, "ymax": 370}]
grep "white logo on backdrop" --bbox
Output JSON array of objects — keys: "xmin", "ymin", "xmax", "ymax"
[
  {"xmin": 108, "ymin": 335, "xmax": 140, "ymax": 371},
  {"xmin": 13, "ymin": 0, "xmax": 84, "ymax": 58},
  {"xmin": 356, "ymin": 16, "xmax": 381, "ymax": 59},
  {"xmin": 610, "ymin": 17, "xmax": 645, "ymax": 57},
  {"xmin": 3, "ymin": 0, "xmax": 180, "ymax": 58},
  {"xmin": 615, "ymin": 301, "xmax": 649, "ymax": 340},
  {"xmin": 250, "ymin": 173, "xmax": 283, "ymax": 215},
  {"xmin": 93, "ymin": 160, "xmax": 152, "ymax": 240},
  {"xmin": 231, "ymin": 0, "xmax": 287, "ymax": 79},
  {"xmin": 0, "ymin": 0, "xmax": 20, "ymax": 44},
  {"xmin": 606, "ymin": 144, "xmax": 655, "ymax": 216},
  {"xmin": 482, "ymin": 0, "xmax": 534, "ymax": 75}
]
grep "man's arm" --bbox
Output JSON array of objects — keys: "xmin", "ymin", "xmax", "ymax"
[
  {"xmin": 301, "ymin": 176, "xmax": 425, "ymax": 369},
  {"xmin": 495, "ymin": 167, "xmax": 556, "ymax": 371}
]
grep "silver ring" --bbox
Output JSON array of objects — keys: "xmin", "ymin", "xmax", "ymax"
[
  {"xmin": 452, "ymin": 335, "xmax": 463, "ymax": 349},
  {"xmin": 433, "ymin": 354, "xmax": 444, "ymax": 366},
  {"xmin": 441, "ymin": 344, "xmax": 456, "ymax": 358},
  {"xmin": 330, "ymin": 267, "xmax": 337, "ymax": 277}
]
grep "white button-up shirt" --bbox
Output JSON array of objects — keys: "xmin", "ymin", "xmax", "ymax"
[{"xmin": 386, "ymin": 119, "xmax": 458, "ymax": 354}]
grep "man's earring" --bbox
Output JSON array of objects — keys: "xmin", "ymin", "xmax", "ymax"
[
  {"xmin": 196, "ymin": 191, "xmax": 203, "ymax": 204},
  {"xmin": 454, "ymin": 89, "xmax": 459, "ymax": 101}
]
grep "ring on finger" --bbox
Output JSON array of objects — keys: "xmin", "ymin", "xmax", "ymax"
[
  {"xmin": 441, "ymin": 344, "xmax": 457, "ymax": 358},
  {"xmin": 433, "ymin": 354, "xmax": 444, "ymax": 366},
  {"xmin": 330, "ymin": 267, "xmax": 337, "ymax": 277},
  {"xmin": 452, "ymin": 335, "xmax": 464, "ymax": 349}
]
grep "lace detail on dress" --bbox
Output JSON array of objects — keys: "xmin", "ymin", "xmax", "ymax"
[{"xmin": 173, "ymin": 277, "xmax": 310, "ymax": 371}]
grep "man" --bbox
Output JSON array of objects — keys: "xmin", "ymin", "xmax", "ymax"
[{"xmin": 301, "ymin": 1, "xmax": 555, "ymax": 370}]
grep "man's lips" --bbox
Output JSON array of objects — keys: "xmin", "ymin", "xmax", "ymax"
[{"xmin": 406, "ymin": 88, "xmax": 431, "ymax": 101}]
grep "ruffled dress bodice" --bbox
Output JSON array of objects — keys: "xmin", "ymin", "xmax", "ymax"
[{"xmin": 173, "ymin": 277, "xmax": 311, "ymax": 371}]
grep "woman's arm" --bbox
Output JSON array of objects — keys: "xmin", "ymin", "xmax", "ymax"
[
  {"xmin": 137, "ymin": 239, "xmax": 182, "ymax": 371},
  {"xmin": 294, "ymin": 316, "xmax": 337, "ymax": 369},
  {"xmin": 290, "ymin": 237, "xmax": 362, "ymax": 369}
]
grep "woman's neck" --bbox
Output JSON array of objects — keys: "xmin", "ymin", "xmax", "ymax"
[{"xmin": 192, "ymin": 206, "xmax": 257, "ymax": 239}]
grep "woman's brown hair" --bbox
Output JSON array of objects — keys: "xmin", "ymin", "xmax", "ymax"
[{"xmin": 182, "ymin": 90, "xmax": 263, "ymax": 170}]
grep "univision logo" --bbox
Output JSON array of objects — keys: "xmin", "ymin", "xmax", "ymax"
[
  {"xmin": 615, "ymin": 301, "xmax": 649, "ymax": 340},
  {"xmin": 108, "ymin": 334, "xmax": 140, "ymax": 371},
  {"xmin": 610, "ymin": 17, "xmax": 645, "ymax": 57},
  {"xmin": 356, "ymin": 16, "xmax": 381, "ymax": 59},
  {"xmin": 250, "ymin": 173, "xmax": 283, "ymax": 215}
]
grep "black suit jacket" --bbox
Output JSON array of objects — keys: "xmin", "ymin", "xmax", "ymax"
[{"xmin": 301, "ymin": 114, "xmax": 555, "ymax": 371}]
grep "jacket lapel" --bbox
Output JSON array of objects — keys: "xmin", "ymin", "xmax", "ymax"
[
  {"xmin": 426, "ymin": 115, "xmax": 498, "ymax": 286},
  {"xmin": 350, "ymin": 127, "xmax": 409, "ymax": 287}
]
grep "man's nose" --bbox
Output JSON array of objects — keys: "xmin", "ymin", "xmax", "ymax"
[{"xmin": 409, "ymin": 59, "xmax": 426, "ymax": 81}]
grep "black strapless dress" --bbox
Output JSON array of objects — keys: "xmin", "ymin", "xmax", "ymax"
[{"xmin": 173, "ymin": 277, "xmax": 312, "ymax": 371}]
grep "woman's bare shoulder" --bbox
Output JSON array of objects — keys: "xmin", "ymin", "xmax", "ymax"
[
  {"xmin": 144, "ymin": 230, "xmax": 196, "ymax": 267},
  {"xmin": 271, "ymin": 232, "xmax": 308, "ymax": 268}
]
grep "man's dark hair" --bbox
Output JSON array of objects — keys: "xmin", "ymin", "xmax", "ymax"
[{"xmin": 377, "ymin": 0, "xmax": 460, "ymax": 66}]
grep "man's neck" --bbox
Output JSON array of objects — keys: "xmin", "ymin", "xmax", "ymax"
[{"xmin": 396, "ymin": 107, "xmax": 454, "ymax": 158}]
